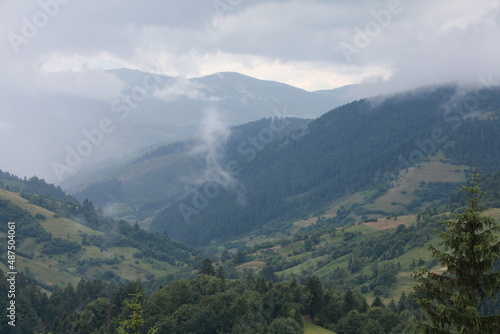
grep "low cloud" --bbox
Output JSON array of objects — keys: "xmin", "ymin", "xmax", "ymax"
[
  {"xmin": 189, "ymin": 108, "xmax": 233, "ymax": 184},
  {"xmin": 185, "ymin": 107, "xmax": 246, "ymax": 202}
]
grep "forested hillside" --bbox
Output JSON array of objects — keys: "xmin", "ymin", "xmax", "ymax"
[
  {"xmin": 151, "ymin": 85, "xmax": 500, "ymax": 246},
  {"xmin": 0, "ymin": 176, "xmax": 199, "ymax": 290},
  {"xmin": 0, "ymin": 261, "xmax": 420, "ymax": 333},
  {"xmin": 2, "ymin": 84, "xmax": 500, "ymax": 333},
  {"xmin": 2, "ymin": 171, "xmax": 499, "ymax": 333},
  {"xmin": 70, "ymin": 117, "xmax": 310, "ymax": 221},
  {"xmin": 0, "ymin": 171, "xmax": 76, "ymax": 203}
]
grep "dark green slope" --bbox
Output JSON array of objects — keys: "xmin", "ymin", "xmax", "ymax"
[
  {"xmin": 151, "ymin": 85, "xmax": 500, "ymax": 246},
  {"xmin": 71, "ymin": 117, "xmax": 310, "ymax": 220},
  {"xmin": 445, "ymin": 118, "xmax": 500, "ymax": 174}
]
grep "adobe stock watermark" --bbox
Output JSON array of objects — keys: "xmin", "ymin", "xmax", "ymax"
[
  {"xmin": 5, "ymin": 222, "xmax": 17, "ymax": 327},
  {"xmin": 339, "ymin": 0, "xmax": 403, "ymax": 63},
  {"xmin": 7, "ymin": 0, "xmax": 72, "ymax": 54},
  {"xmin": 51, "ymin": 72, "xmax": 164, "ymax": 182},
  {"xmin": 178, "ymin": 108, "xmax": 308, "ymax": 223},
  {"xmin": 383, "ymin": 75, "xmax": 498, "ymax": 183}
]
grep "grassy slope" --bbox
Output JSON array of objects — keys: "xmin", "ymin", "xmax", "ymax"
[
  {"xmin": 304, "ymin": 320, "xmax": 336, "ymax": 334},
  {"xmin": 239, "ymin": 215, "xmax": 441, "ymax": 304},
  {"xmin": 242, "ymin": 207, "xmax": 500, "ymax": 305},
  {"xmin": 284, "ymin": 156, "xmax": 467, "ymax": 236},
  {"xmin": 0, "ymin": 188, "xmax": 185, "ymax": 290},
  {"xmin": 366, "ymin": 155, "xmax": 468, "ymax": 213},
  {"xmin": 224, "ymin": 158, "xmax": 483, "ymax": 304},
  {"xmin": 0, "ymin": 188, "xmax": 102, "ymax": 240}
]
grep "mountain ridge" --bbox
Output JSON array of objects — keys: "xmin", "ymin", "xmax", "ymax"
[
  {"xmin": 2, "ymin": 68, "xmax": 356, "ymax": 184},
  {"xmin": 66, "ymin": 117, "xmax": 311, "ymax": 222},
  {"xmin": 149, "ymin": 84, "xmax": 500, "ymax": 246}
]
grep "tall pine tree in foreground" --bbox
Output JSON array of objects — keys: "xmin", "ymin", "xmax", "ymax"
[
  {"xmin": 117, "ymin": 291, "xmax": 158, "ymax": 334},
  {"xmin": 413, "ymin": 171, "xmax": 500, "ymax": 333}
]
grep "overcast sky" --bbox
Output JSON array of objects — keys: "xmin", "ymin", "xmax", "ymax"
[
  {"xmin": 1, "ymin": 0, "xmax": 500, "ymax": 182},
  {"xmin": 2, "ymin": 0, "xmax": 499, "ymax": 93}
]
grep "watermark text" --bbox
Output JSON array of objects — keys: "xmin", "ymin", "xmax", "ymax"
[{"xmin": 6, "ymin": 222, "xmax": 17, "ymax": 327}]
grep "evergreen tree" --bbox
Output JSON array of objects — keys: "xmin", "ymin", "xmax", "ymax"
[
  {"xmin": 216, "ymin": 265, "xmax": 226, "ymax": 280},
  {"xmin": 305, "ymin": 275, "xmax": 324, "ymax": 319},
  {"xmin": 343, "ymin": 289, "xmax": 356, "ymax": 315},
  {"xmin": 388, "ymin": 299, "xmax": 397, "ymax": 312},
  {"xmin": 216, "ymin": 266, "xmax": 227, "ymax": 291},
  {"xmin": 397, "ymin": 292, "xmax": 408, "ymax": 313},
  {"xmin": 198, "ymin": 258, "xmax": 216, "ymax": 276},
  {"xmin": 371, "ymin": 296, "xmax": 384, "ymax": 308},
  {"xmin": 412, "ymin": 171, "xmax": 500, "ymax": 333},
  {"xmin": 117, "ymin": 292, "xmax": 158, "ymax": 334}
]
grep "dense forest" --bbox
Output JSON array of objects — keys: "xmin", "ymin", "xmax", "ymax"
[
  {"xmin": 150, "ymin": 85, "xmax": 500, "ymax": 246},
  {"xmin": 2, "ymin": 169, "xmax": 499, "ymax": 333},
  {"xmin": 2, "ymin": 255, "xmax": 497, "ymax": 333},
  {"xmin": 71, "ymin": 117, "xmax": 310, "ymax": 218},
  {"xmin": 2, "ymin": 85, "xmax": 500, "ymax": 333},
  {"xmin": 0, "ymin": 263, "xmax": 420, "ymax": 334}
]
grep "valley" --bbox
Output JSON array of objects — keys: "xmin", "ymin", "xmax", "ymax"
[
  {"xmin": 3, "ymin": 1, "xmax": 500, "ymax": 332},
  {"xmin": 2, "ymin": 83, "xmax": 500, "ymax": 333}
]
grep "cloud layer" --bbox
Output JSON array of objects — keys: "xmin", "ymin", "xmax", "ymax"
[
  {"xmin": 3, "ymin": 0, "xmax": 499, "ymax": 93},
  {"xmin": 1, "ymin": 0, "xmax": 500, "ymax": 182}
]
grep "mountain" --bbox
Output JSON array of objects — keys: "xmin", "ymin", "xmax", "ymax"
[
  {"xmin": 0, "ymin": 173, "xmax": 200, "ymax": 291},
  {"xmin": 1, "ymin": 69, "xmax": 355, "ymax": 184},
  {"xmin": 50, "ymin": 82, "xmax": 500, "ymax": 249},
  {"xmin": 149, "ymin": 84, "xmax": 500, "ymax": 246},
  {"xmin": 2, "ymin": 135, "xmax": 500, "ymax": 333},
  {"xmin": 4, "ymin": 172, "xmax": 499, "ymax": 334},
  {"xmin": 64, "ymin": 117, "xmax": 311, "ymax": 222},
  {"xmin": 109, "ymin": 68, "xmax": 358, "ymax": 123},
  {"xmin": 3, "ymin": 80, "xmax": 500, "ymax": 333}
]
